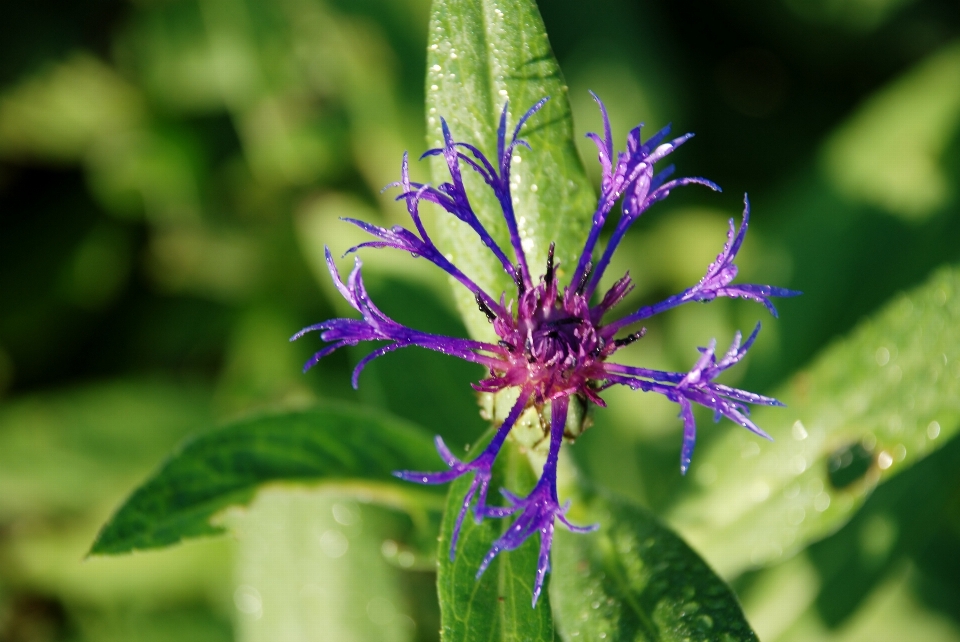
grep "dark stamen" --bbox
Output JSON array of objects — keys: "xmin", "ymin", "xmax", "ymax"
[
  {"xmin": 476, "ymin": 292, "xmax": 496, "ymax": 322},
  {"xmin": 577, "ymin": 262, "xmax": 593, "ymax": 294},
  {"xmin": 498, "ymin": 340, "xmax": 515, "ymax": 352},
  {"xmin": 614, "ymin": 328, "xmax": 647, "ymax": 348},
  {"xmin": 515, "ymin": 266, "xmax": 525, "ymax": 295},
  {"xmin": 545, "ymin": 242, "xmax": 556, "ymax": 286}
]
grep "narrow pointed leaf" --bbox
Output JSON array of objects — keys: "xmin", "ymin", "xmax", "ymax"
[
  {"xmin": 425, "ymin": 0, "xmax": 595, "ymax": 339},
  {"xmin": 669, "ymin": 264, "xmax": 960, "ymax": 577},
  {"xmin": 91, "ymin": 404, "xmax": 444, "ymax": 555},
  {"xmin": 551, "ymin": 490, "xmax": 758, "ymax": 642}
]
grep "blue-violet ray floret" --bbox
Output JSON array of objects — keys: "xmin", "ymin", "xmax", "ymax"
[{"xmin": 292, "ymin": 93, "xmax": 799, "ymax": 606}]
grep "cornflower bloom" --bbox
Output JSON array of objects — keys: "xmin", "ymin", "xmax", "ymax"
[{"xmin": 293, "ymin": 94, "xmax": 798, "ymax": 605}]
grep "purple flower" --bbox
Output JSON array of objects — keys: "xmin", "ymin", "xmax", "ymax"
[{"xmin": 293, "ymin": 94, "xmax": 799, "ymax": 606}]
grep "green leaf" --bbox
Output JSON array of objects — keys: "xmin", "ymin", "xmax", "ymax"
[
  {"xmin": 425, "ymin": 0, "xmax": 595, "ymax": 340},
  {"xmin": 822, "ymin": 41, "xmax": 960, "ymax": 220},
  {"xmin": 737, "ymin": 436, "xmax": 960, "ymax": 641},
  {"xmin": 91, "ymin": 403, "xmax": 445, "ymax": 555},
  {"xmin": 225, "ymin": 490, "xmax": 419, "ymax": 642},
  {"xmin": 668, "ymin": 263, "xmax": 960, "ymax": 577},
  {"xmin": 437, "ymin": 442, "xmax": 555, "ymax": 641},
  {"xmin": 0, "ymin": 378, "xmax": 211, "ymax": 518},
  {"xmin": 551, "ymin": 490, "xmax": 758, "ymax": 642}
]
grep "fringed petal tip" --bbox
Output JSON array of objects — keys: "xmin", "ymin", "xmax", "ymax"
[
  {"xmin": 557, "ymin": 511, "xmax": 599, "ymax": 534},
  {"xmin": 392, "ymin": 468, "xmax": 462, "ymax": 484},
  {"xmin": 289, "ymin": 324, "xmax": 321, "ymax": 342},
  {"xmin": 511, "ymin": 96, "xmax": 550, "ymax": 142},
  {"xmin": 698, "ymin": 177, "xmax": 723, "ymax": 192},
  {"xmin": 418, "ymin": 148, "xmax": 442, "ymax": 160},
  {"xmin": 473, "ymin": 482, "xmax": 595, "ymax": 608}
]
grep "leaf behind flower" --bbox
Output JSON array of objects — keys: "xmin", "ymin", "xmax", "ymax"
[
  {"xmin": 425, "ymin": 0, "xmax": 596, "ymax": 340},
  {"xmin": 669, "ymin": 263, "xmax": 960, "ymax": 577}
]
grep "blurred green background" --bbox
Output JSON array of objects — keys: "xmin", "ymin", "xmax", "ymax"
[{"xmin": 0, "ymin": 0, "xmax": 958, "ymax": 640}]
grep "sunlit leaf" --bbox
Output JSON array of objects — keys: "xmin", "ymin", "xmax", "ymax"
[
  {"xmin": 224, "ymin": 490, "xmax": 418, "ymax": 642},
  {"xmin": 551, "ymin": 489, "xmax": 758, "ymax": 642},
  {"xmin": 822, "ymin": 40, "xmax": 960, "ymax": 220},
  {"xmin": 91, "ymin": 404, "xmax": 445, "ymax": 555},
  {"xmin": 744, "ymin": 557, "xmax": 960, "ymax": 642},
  {"xmin": 739, "ymin": 435, "xmax": 960, "ymax": 641},
  {"xmin": 0, "ymin": 379, "xmax": 211, "ymax": 518},
  {"xmin": 0, "ymin": 53, "xmax": 142, "ymax": 161},
  {"xmin": 437, "ymin": 443, "xmax": 554, "ymax": 641},
  {"xmin": 425, "ymin": 0, "xmax": 595, "ymax": 340},
  {"xmin": 11, "ymin": 524, "xmax": 231, "ymax": 609},
  {"xmin": 778, "ymin": 563, "xmax": 960, "ymax": 642},
  {"xmin": 669, "ymin": 263, "xmax": 960, "ymax": 577}
]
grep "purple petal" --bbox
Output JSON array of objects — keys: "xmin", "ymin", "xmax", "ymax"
[
  {"xmin": 450, "ymin": 475, "xmax": 483, "ymax": 559},
  {"xmin": 532, "ymin": 519, "xmax": 555, "ymax": 607},
  {"xmin": 350, "ymin": 343, "xmax": 401, "ymax": 388},
  {"xmin": 511, "ymin": 97, "xmax": 549, "ymax": 145},
  {"xmin": 587, "ymin": 91, "xmax": 613, "ymax": 181},
  {"xmin": 678, "ymin": 397, "xmax": 697, "ymax": 475}
]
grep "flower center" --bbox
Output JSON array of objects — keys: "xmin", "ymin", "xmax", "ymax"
[
  {"xmin": 521, "ymin": 289, "xmax": 599, "ymax": 371},
  {"xmin": 478, "ymin": 245, "xmax": 614, "ymax": 404}
]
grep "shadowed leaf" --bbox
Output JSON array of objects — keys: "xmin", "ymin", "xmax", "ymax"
[{"xmin": 551, "ymin": 490, "xmax": 758, "ymax": 642}]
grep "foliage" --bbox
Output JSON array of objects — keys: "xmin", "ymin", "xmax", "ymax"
[{"xmin": 0, "ymin": 0, "xmax": 958, "ymax": 639}]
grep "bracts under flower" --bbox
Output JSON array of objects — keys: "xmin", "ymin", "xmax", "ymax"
[{"xmin": 293, "ymin": 94, "xmax": 799, "ymax": 606}]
